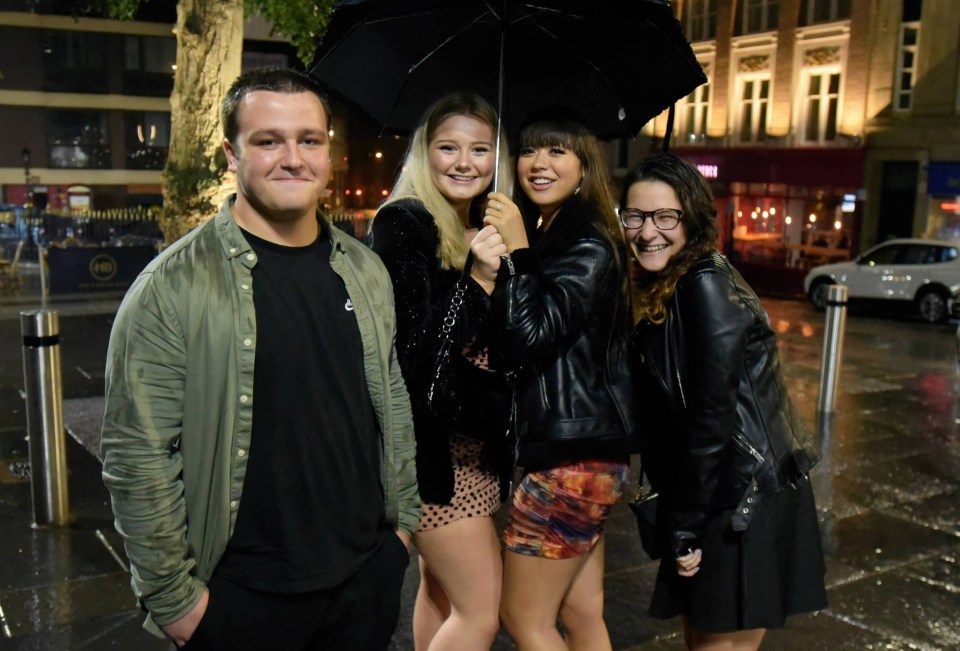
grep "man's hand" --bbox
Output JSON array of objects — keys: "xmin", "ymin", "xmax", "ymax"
[
  {"xmin": 161, "ymin": 587, "xmax": 209, "ymax": 648},
  {"xmin": 396, "ymin": 530, "xmax": 412, "ymax": 552}
]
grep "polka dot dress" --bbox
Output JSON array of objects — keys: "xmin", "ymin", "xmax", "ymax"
[{"xmin": 417, "ymin": 434, "xmax": 501, "ymax": 531}]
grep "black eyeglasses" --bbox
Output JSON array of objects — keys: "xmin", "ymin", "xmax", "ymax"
[{"xmin": 619, "ymin": 208, "xmax": 683, "ymax": 231}]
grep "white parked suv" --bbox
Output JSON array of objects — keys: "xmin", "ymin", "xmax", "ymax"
[{"xmin": 803, "ymin": 238, "xmax": 960, "ymax": 323}]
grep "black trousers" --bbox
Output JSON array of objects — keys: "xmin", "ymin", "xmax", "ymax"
[{"xmin": 180, "ymin": 531, "xmax": 409, "ymax": 651}]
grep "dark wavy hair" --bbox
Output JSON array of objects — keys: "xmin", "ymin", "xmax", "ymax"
[{"xmin": 620, "ymin": 153, "xmax": 718, "ymax": 324}]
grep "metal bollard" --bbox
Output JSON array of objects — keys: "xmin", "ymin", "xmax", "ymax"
[
  {"xmin": 817, "ymin": 285, "xmax": 848, "ymax": 413},
  {"xmin": 21, "ymin": 309, "xmax": 70, "ymax": 526}
]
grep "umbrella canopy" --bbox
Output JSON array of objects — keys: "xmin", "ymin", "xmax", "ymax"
[{"xmin": 310, "ymin": 0, "xmax": 706, "ymax": 141}]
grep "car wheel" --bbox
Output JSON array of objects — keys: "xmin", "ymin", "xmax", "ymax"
[
  {"xmin": 809, "ymin": 280, "xmax": 831, "ymax": 311},
  {"xmin": 917, "ymin": 290, "xmax": 947, "ymax": 323}
]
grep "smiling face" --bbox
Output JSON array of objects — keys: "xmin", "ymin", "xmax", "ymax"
[
  {"xmin": 223, "ymin": 90, "xmax": 331, "ymax": 230},
  {"xmin": 427, "ymin": 114, "xmax": 495, "ymax": 217},
  {"xmin": 517, "ymin": 144, "xmax": 582, "ymax": 223},
  {"xmin": 624, "ymin": 179, "xmax": 688, "ymax": 275}
]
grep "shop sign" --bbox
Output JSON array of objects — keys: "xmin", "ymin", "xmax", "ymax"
[
  {"xmin": 47, "ymin": 246, "xmax": 155, "ymax": 294},
  {"xmin": 697, "ymin": 164, "xmax": 719, "ymax": 179},
  {"xmin": 928, "ymin": 163, "xmax": 960, "ymax": 195}
]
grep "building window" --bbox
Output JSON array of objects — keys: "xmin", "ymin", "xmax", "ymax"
[
  {"xmin": 47, "ymin": 110, "xmax": 111, "ymax": 169},
  {"xmin": 895, "ymin": 23, "xmax": 919, "ymax": 111},
  {"xmin": 42, "ymin": 30, "xmax": 109, "ymax": 93},
  {"xmin": 614, "ymin": 138, "xmax": 630, "ymax": 170},
  {"xmin": 800, "ymin": 0, "xmax": 851, "ymax": 25},
  {"xmin": 682, "ymin": 74, "xmax": 711, "ymax": 144},
  {"xmin": 802, "ymin": 71, "xmax": 841, "ymax": 143},
  {"xmin": 737, "ymin": 76, "xmax": 770, "ymax": 143},
  {"xmin": 738, "ymin": 0, "xmax": 779, "ymax": 34},
  {"xmin": 686, "ymin": 0, "xmax": 718, "ymax": 42},
  {"xmin": 123, "ymin": 36, "xmax": 176, "ymax": 96},
  {"xmin": 125, "ymin": 112, "xmax": 171, "ymax": 170},
  {"xmin": 242, "ymin": 51, "xmax": 290, "ymax": 71}
]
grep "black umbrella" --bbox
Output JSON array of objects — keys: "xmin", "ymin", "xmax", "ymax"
[{"xmin": 310, "ymin": 0, "xmax": 705, "ymax": 184}]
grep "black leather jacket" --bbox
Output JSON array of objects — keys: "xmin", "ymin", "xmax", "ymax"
[
  {"xmin": 492, "ymin": 198, "xmax": 640, "ymax": 468},
  {"xmin": 634, "ymin": 252, "xmax": 819, "ymax": 557}
]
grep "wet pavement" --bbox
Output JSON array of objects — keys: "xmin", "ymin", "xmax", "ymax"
[{"xmin": 1, "ymin": 286, "xmax": 958, "ymax": 650}]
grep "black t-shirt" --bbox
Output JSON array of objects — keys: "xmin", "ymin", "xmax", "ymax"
[{"xmin": 215, "ymin": 225, "xmax": 384, "ymax": 593}]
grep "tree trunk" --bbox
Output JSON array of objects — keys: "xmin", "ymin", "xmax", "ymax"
[{"xmin": 160, "ymin": 0, "xmax": 243, "ymax": 244}]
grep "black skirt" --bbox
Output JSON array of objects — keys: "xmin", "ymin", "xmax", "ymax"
[{"xmin": 649, "ymin": 479, "xmax": 828, "ymax": 632}]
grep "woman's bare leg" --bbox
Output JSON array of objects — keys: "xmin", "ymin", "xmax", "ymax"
[{"xmin": 413, "ymin": 516, "xmax": 502, "ymax": 650}]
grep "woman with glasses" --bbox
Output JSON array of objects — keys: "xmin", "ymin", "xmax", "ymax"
[
  {"xmin": 622, "ymin": 153, "xmax": 826, "ymax": 651},
  {"xmin": 470, "ymin": 111, "xmax": 639, "ymax": 651}
]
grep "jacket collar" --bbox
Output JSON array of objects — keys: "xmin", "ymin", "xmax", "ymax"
[
  {"xmin": 531, "ymin": 196, "xmax": 597, "ymax": 259},
  {"xmin": 214, "ymin": 195, "xmax": 341, "ymax": 260}
]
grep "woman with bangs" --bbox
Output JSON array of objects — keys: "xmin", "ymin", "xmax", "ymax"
[
  {"xmin": 370, "ymin": 93, "xmax": 513, "ymax": 651},
  {"xmin": 622, "ymin": 153, "xmax": 826, "ymax": 650},
  {"xmin": 471, "ymin": 112, "xmax": 640, "ymax": 651}
]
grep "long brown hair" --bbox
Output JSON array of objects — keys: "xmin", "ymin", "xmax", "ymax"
[
  {"xmin": 621, "ymin": 153, "xmax": 718, "ymax": 324},
  {"xmin": 515, "ymin": 112, "xmax": 632, "ymax": 335}
]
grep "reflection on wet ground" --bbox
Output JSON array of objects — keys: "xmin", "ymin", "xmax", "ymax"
[{"xmin": 0, "ymin": 298, "xmax": 958, "ymax": 650}]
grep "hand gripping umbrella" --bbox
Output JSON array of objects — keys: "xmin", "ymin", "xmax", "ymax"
[{"xmin": 310, "ymin": 0, "xmax": 706, "ymax": 188}]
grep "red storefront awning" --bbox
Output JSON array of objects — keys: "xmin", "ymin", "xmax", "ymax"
[{"xmin": 672, "ymin": 147, "xmax": 865, "ymax": 187}]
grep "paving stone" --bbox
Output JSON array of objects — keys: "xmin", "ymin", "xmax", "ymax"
[
  {"xmin": 2, "ymin": 295, "xmax": 959, "ymax": 650},
  {"xmin": 826, "ymin": 569, "xmax": 960, "ymax": 650}
]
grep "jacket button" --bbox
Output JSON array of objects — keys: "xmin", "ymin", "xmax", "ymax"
[
  {"xmin": 246, "ymin": 253, "xmax": 256, "ymax": 262},
  {"xmin": 237, "ymin": 449, "xmax": 246, "ymax": 457},
  {"xmin": 243, "ymin": 338, "xmax": 252, "ymax": 347},
  {"xmin": 230, "ymin": 500, "xmax": 238, "ymax": 509},
  {"xmin": 240, "ymin": 395, "xmax": 249, "ymax": 403},
  {"xmin": 742, "ymin": 507, "xmax": 749, "ymax": 514},
  {"xmin": 747, "ymin": 497, "xmax": 754, "ymax": 504}
]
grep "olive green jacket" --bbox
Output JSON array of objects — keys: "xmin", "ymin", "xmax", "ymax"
[{"xmin": 101, "ymin": 199, "xmax": 420, "ymax": 638}]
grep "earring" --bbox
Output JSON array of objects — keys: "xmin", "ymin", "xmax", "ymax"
[{"xmin": 574, "ymin": 179, "xmax": 583, "ymax": 195}]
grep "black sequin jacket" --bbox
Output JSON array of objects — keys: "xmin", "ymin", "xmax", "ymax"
[{"xmin": 369, "ymin": 198, "xmax": 512, "ymax": 504}]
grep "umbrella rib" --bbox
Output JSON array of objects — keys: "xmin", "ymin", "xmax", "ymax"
[
  {"xmin": 383, "ymin": 9, "xmax": 496, "ymax": 124},
  {"xmin": 527, "ymin": 20, "xmax": 627, "ymax": 115}
]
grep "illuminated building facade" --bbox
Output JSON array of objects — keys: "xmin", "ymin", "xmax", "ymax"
[{"xmin": 639, "ymin": 0, "xmax": 959, "ymax": 293}]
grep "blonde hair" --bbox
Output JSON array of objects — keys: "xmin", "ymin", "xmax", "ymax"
[{"xmin": 380, "ymin": 93, "xmax": 511, "ymax": 270}]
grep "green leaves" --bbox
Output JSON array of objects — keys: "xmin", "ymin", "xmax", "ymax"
[{"xmin": 247, "ymin": 0, "xmax": 336, "ymax": 66}]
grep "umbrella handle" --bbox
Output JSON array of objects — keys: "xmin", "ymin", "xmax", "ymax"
[
  {"xmin": 663, "ymin": 104, "xmax": 676, "ymax": 154},
  {"xmin": 494, "ymin": 21, "xmax": 507, "ymax": 193}
]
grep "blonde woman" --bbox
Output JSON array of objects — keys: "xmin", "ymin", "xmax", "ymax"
[{"xmin": 369, "ymin": 93, "xmax": 512, "ymax": 651}]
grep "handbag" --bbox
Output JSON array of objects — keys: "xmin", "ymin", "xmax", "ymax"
[
  {"xmin": 425, "ymin": 254, "xmax": 513, "ymax": 442},
  {"xmin": 628, "ymin": 461, "xmax": 662, "ymax": 560}
]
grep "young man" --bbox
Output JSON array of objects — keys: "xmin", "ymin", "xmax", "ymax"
[{"xmin": 101, "ymin": 68, "xmax": 420, "ymax": 650}]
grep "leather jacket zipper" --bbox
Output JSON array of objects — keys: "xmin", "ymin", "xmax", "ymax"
[
  {"xmin": 732, "ymin": 431, "xmax": 765, "ymax": 463},
  {"xmin": 675, "ymin": 369, "xmax": 687, "ymax": 409},
  {"xmin": 536, "ymin": 365, "xmax": 551, "ymax": 410}
]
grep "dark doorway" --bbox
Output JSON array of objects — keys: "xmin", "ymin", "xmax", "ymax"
[{"xmin": 877, "ymin": 161, "xmax": 918, "ymax": 241}]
